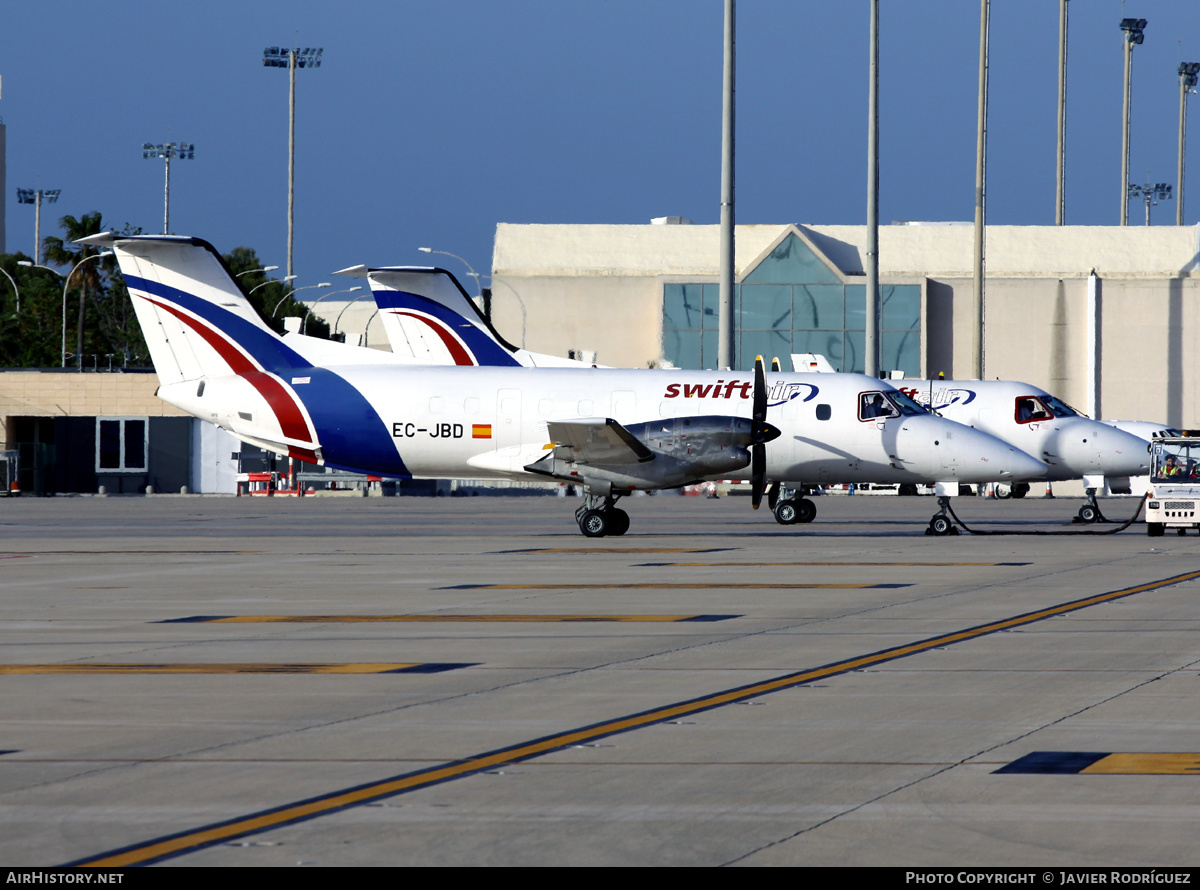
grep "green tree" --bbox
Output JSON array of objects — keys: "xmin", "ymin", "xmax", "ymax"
[
  {"xmin": 223, "ymin": 246, "xmax": 329, "ymax": 339},
  {"xmin": 42, "ymin": 212, "xmax": 113, "ymax": 368}
]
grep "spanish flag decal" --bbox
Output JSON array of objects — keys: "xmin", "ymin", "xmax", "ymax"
[{"xmin": 472, "ymin": 424, "xmax": 492, "ymax": 439}]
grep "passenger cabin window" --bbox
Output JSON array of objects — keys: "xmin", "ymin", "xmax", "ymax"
[{"xmin": 816, "ymin": 404, "xmax": 832, "ymax": 421}]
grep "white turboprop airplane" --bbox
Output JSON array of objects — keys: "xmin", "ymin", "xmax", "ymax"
[
  {"xmin": 893, "ymin": 379, "xmax": 1151, "ymax": 522},
  {"xmin": 90, "ymin": 234, "xmax": 1046, "ymax": 537}
]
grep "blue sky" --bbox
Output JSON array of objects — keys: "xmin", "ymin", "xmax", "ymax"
[{"xmin": 2, "ymin": 1, "xmax": 1196, "ymax": 290}]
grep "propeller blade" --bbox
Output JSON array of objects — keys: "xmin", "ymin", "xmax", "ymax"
[
  {"xmin": 751, "ymin": 356, "xmax": 769, "ymax": 509},
  {"xmin": 767, "ymin": 480, "xmax": 780, "ymax": 509},
  {"xmin": 753, "ymin": 355, "xmax": 767, "ymax": 425},
  {"xmin": 751, "ymin": 443, "xmax": 765, "ymax": 510},
  {"xmin": 771, "ymin": 356, "xmax": 781, "ymax": 372}
]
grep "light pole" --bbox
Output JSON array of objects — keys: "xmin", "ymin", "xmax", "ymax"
[
  {"xmin": 56, "ymin": 251, "xmax": 113, "ymax": 368},
  {"xmin": 1119, "ymin": 18, "xmax": 1146, "ymax": 226},
  {"xmin": 273, "ymin": 282, "xmax": 330, "ymax": 316},
  {"xmin": 333, "ymin": 292, "xmax": 372, "ymax": 340},
  {"xmin": 16, "ymin": 189, "xmax": 61, "ymax": 264},
  {"xmin": 718, "ymin": 0, "xmax": 735, "ymax": 372},
  {"xmin": 973, "ymin": 0, "xmax": 990, "ymax": 379},
  {"xmin": 302, "ymin": 286, "xmax": 361, "ymax": 334},
  {"xmin": 865, "ymin": 0, "xmax": 880, "ymax": 378},
  {"xmin": 249, "ymin": 274, "xmax": 295, "ymax": 298},
  {"xmin": 236, "ymin": 265, "xmax": 279, "ymax": 278},
  {"xmin": 417, "ymin": 247, "xmax": 482, "ymax": 297},
  {"xmin": 0, "ymin": 267, "xmax": 19, "ymax": 314},
  {"xmin": 1056, "ymin": 0, "xmax": 1069, "ymax": 225},
  {"xmin": 264, "ymin": 46, "xmax": 323, "ymax": 279},
  {"xmin": 142, "ymin": 143, "xmax": 195, "ymax": 234},
  {"xmin": 1128, "ymin": 182, "xmax": 1172, "ymax": 226},
  {"xmin": 1178, "ymin": 63, "xmax": 1199, "ymax": 226}
]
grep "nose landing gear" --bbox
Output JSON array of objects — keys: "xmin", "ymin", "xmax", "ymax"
[
  {"xmin": 926, "ymin": 496, "xmax": 960, "ymax": 536},
  {"xmin": 1074, "ymin": 487, "xmax": 1105, "ymax": 524}
]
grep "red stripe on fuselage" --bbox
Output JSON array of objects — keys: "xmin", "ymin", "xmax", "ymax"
[
  {"xmin": 141, "ymin": 296, "xmax": 314, "ymax": 445},
  {"xmin": 391, "ymin": 311, "xmax": 475, "ymax": 366}
]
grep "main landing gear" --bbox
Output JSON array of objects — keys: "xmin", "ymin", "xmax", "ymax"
[
  {"xmin": 772, "ymin": 486, "xmax": 817, "ymax": 525},
  {"xmin": 575, "ymin": 493, "xmax": 630, "ymax": 538},
  {"xmin": 926, "ymin": 496, "xmax": 960, "ymax": 536}
]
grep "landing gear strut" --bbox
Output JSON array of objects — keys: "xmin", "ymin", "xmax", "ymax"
[
  {"xmin": 772, "ymin": 486, "xmax": 816, "ymax": 525},
  {"xmin": 1075, "ymin": 487, "xmax": 1103, "ymax": 524},
  {"xmin": 575, "ymin": 493, "xmax": 630, "ymax": 538},
  {"xmin": 926, "ymin": 496, "xmax": 960, "ymax": 536}
]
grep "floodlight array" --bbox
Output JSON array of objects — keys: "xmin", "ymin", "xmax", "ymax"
[
  {"xmin": 16, "ymin": 188, "xmax": 61, "ymax": 204},
  {"xmin": 263, "ymin": 47, "xmax": 323, "ymax": 69},
  {"xmin": 142, "ymin": 142, "xmax": 195, "ymax": 160},
  {"xmin": 1120, "ymin": 18, "xmax": 1147, "ymax": 45}
]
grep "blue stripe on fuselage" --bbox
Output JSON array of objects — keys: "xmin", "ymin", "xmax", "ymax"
[{"xmin": 124, "ymin": 274, "xmax": 411, "ymax": 477}]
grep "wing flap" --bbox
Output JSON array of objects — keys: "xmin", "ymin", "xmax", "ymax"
[{"xmin": 547, "ymin": 418, "xmax": 654, "ymax": 466}]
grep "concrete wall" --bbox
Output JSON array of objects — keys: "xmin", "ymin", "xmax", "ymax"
[
  {"xmin": 490, "ymin": 274, "xmax": 665, "ymax": 368},
  {"xmin": 0, "ymin": 371, "xmax": 186, "ymax": 447}
]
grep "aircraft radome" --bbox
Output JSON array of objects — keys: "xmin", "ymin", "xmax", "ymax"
[{"xmin": 90, "ymin": 234, "xmax": 1046, "ymax": 537}]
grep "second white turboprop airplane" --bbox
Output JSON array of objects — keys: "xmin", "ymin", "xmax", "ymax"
[
  {"xmin": 893, "ymin": 379, "xmax": 1151, "ymax": 522},
  {"xmin": 90, "ymin": 234, "xmax": 1045, "ymax": 537}
]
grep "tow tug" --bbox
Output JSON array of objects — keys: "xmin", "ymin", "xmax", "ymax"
[{"xmin": 1145, "ymin": 432, "xmax": 1200, "ymax": 536}]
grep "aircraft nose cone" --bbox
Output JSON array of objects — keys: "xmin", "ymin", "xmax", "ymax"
[
  {"xmin": 1057, "ymin": 424, "xmax": 1149, "ymax": 476},
  {"xmin": 970, "ymin": 430, "xmax": 1047, "ymax": 480},
  {"xmin": 898, "ymin": 419, "xmax": 1045, "ymax": 481}
]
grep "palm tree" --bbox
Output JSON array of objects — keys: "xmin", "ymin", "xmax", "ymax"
[{"xmin": 42, "ymin": 212, "xmax": 111, "ymax": 367}]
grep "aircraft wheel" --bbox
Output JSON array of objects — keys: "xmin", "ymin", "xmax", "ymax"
[
  {"xmin": 795, "ymin": 498, "xmax": 817, "ymax": 523},
  {"xmin": 995, "ymin": 483, "xmax": 1012, "ymax": 500},
  {"xmin": 1147, "ymin": 522, "xmax": 1164, "ymax": 537},
  {"xmin": 773, "ymin": 499, "xmax": 799, "ymax": 525},
  {"xmin": 579, "ymin": 509, "xmax": 609, "ymax": 538},
  {"xmin": 606, "ymin": 508, "xmax": 630, "ymax": 536},
  {"xmin": 929, "ymin": 515, "xmax": 953, "ymax": 536},
  {"xmin": 898, "ymin": 483, "xmax": 919, "ymax": 497},
  {"xmin": 1011, "ymin": 483, "xmax": 1029, "ymax": 499},
  {"xmin": 1078, "ymin": 504, "xmax": 1099, "ymax": 524}
]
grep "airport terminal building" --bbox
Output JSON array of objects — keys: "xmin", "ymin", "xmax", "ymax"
[{"xmin": 487, "ymin": 221, "xmax": 1200, "ymax": 427}]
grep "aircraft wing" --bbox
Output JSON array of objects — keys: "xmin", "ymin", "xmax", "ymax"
[{"xmin": 547, "ymin": 418, "xmax": 654, "ymax": 466}]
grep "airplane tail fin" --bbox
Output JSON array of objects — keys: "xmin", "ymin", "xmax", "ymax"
[
  {"xmin": 336, "ymin": 265, "xmax": 522, "ymax": 367},
  {"xmin": 80, "ymin": 234, "xmax": 307, "ymax": 385}
]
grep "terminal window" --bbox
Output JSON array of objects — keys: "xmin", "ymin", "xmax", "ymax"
[{"xmin": 661, "ymin": 233, "xmax": 920, "ymax": 374}]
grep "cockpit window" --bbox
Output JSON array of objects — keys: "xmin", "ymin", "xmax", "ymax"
[
  {"xmin": 860, "ymin": 391, "xmax": 899, "ymax": 421},
  {"xmin": 1014, "ymin": 396, "xmax": 1054, "ymax": 424},
  {"xmin": 887, "ymin": 390, "xmax": 928, "ymax": 416},
  {"xmin": 1040, "ymin": 395, "xmax": 1077, "ymax": 418}
]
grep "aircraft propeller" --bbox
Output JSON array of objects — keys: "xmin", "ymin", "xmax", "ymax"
[{"xmin": 750, "ymin": 355, "xmax": 781, "ymax": 509}]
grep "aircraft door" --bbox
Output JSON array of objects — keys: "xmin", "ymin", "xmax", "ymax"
[
  {"xmin": 496, "ymin": 388, "xmax": 522, "ymax": 449},
  {"xmin": 612, "ymin": 390, "xmax": 636, "ymax": 423}
]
